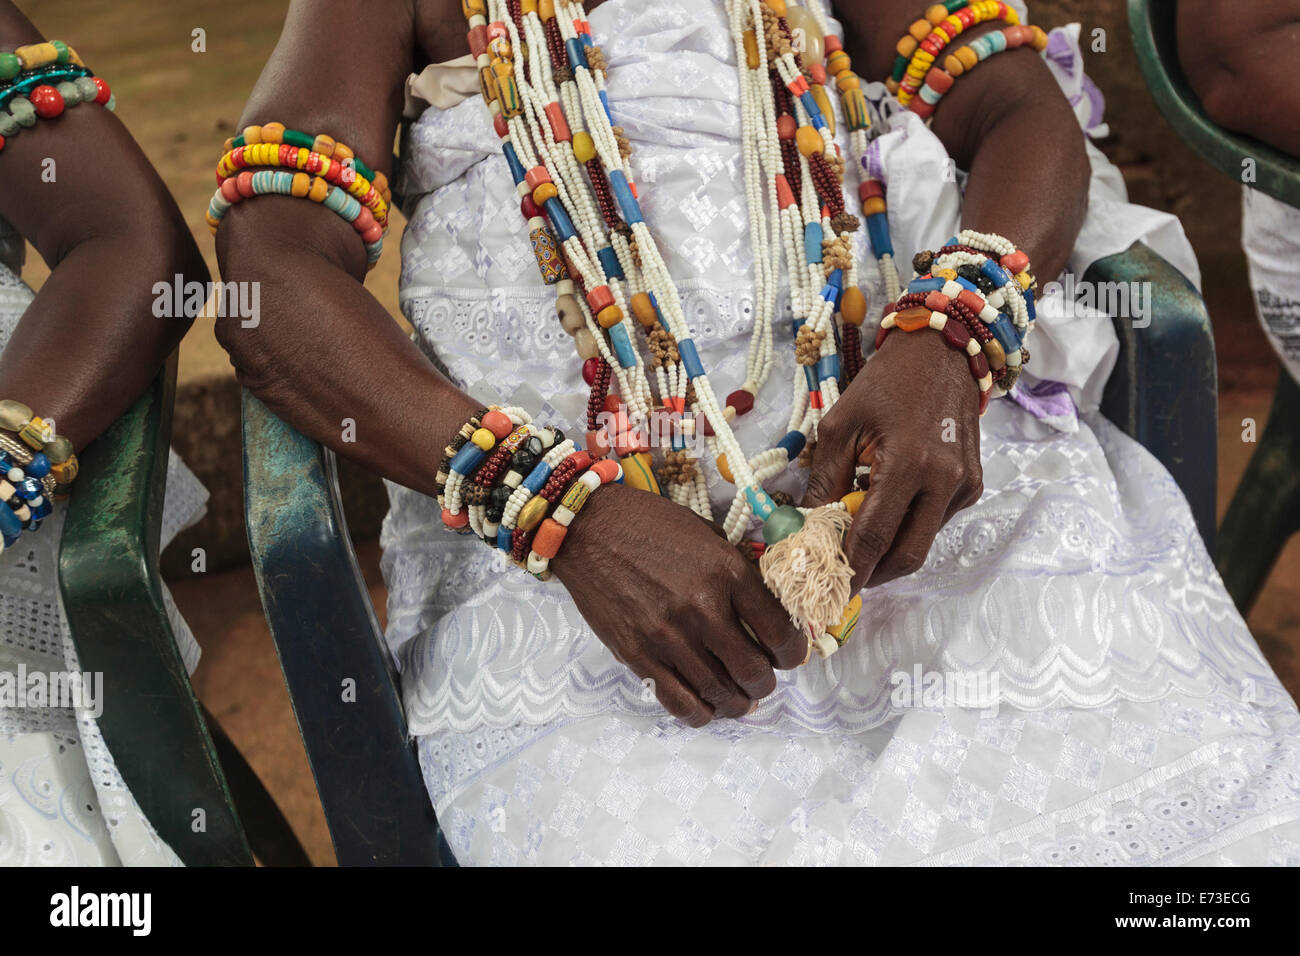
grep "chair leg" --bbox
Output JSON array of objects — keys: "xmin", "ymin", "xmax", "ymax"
[
  {"xmin": 1217, "ymin": 372, "xmax": 1300, "ymax": 615},
  {"xmin": 202, "ymin": 705, "xmax": 312, "ymax": 867}
]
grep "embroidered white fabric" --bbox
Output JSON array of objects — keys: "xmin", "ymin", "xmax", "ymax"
[
  {"xmin": 1241, "ymin": 188, "xmax": 1300, "ymax": 384},
  {"xmin": 0, "ymin": 259, "xmax": 206, "ymax": 867},
  {"xmin": 384, "ymin": 0, "xmax": 1300, "ymax": 864}
]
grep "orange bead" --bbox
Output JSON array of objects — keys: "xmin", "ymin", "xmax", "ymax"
[
  {"xmin": 795, "ymin": 125, "xmax": 822, "ymax": 157},
  {"xmin": 895, "ymin": 307, "xmax": 932, "ymax": 332},
  {"xmin": 482, "ymin": 410, "xmax": 513, "ymax": 439},
  {"xmin": 591, "ymin": 458, "xmax": 621, "ymax": 482},
  {"xmin": 630, "ymin": 292, "xmax": 658, "ymax": 327},
  {"xmin": 840, "ymin": 286, "xmax": 867, "ymax": 326},
  {"xmin": 531, "ymin": 518, "xmax": 567, "ymax": 559}
]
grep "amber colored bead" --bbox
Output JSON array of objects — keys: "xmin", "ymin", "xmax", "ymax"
[
  {"xmin": 597, "ymin": 305, "xmax": 624, "ymax": 329},
  {"xmin": 532, "ymin": 182, "xmax": 559, "ymax": 204},
  {"xmin": 795, "ymin": 125, "xmax": 822, "ymax": 158},
  {"xmin": 827, "ymin": 49, "xmax": 852, "ymax": 77},
  {"xmin": 539, "ymin": 0, "xmax": 555, "ymax": 20},
  {"xmin": 50, "ymin": 456, "xmax": 78, "ymax": 484},
  {"xmin": 630, "ymin": 292, "xmax": 658, "ymax": 327},
  {"xmin": 909, "ymin": 18, "xmax": 932, "ymax": 41},
  {"xmin": 621, "ymin": 451, "xmax": 660, "ymax": 494},
  {"xmin": 895, "ymin": 307, "xmax": 932, "ymax": 332},
  {"xmin": 955, "ymin": 46, "xmax": 979, "ymax": 71},
  {"xmin": 836, "ymin": 71, "xmax": 860, "ymax": 92},
  {"xmin": 841, "ymin": 286, "xmax": 867, "ymax": 326},
  {"xmin": 762, "ymin": 0, "xmax": 787, "ymax": 16},
  {"xmin": 841, "ymin": 490, "xmax": 866, "ymax": 516},
  {"xmin": 862, "ymin": 197, "xmax": 886, "ymax": 217},
  {"xmin": 572, "ymin": 131, "xmax": 596, "ymax": 163},
  {"xmin": 810, "ymin": 86, "xmax": 835, "ymax": 136},
  {"xmin": 983, "ymin": 337, "xmax": 1007, "ymax": 370},
  {"xmin": 716, "ymin": 453, "xmax": 734, "ymax": 484},
  {"xmin": 896, "ymin": 36, "xmax": 918, "ymax": 59},
  {"xmin": 743, "ymin": 29, "xmax": 759, "ymax": 69}
]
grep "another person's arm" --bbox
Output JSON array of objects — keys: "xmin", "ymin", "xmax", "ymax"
[{"xmin": 0, "ymin": 2, "xmax": 205, "ymax": 451}]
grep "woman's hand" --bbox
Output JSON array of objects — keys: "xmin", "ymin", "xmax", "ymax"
[
  {"xmin": 803, "ymin": 329, "xmax": 984, "ymax": 591},
  {"xmin": 551, "ymin": 482, "xmax": 807, "ymax": 727}
]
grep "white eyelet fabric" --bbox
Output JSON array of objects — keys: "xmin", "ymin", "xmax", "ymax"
[{"xmin": 386, "ymin": 0, "xmax": 1300, "ymax": 864}]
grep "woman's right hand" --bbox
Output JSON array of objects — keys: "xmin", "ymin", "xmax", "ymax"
[{"xmin": 551, "ymin": 482, "xmax": 807, "ymax": 726}]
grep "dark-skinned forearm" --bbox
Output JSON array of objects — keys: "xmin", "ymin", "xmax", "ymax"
[
  {"xmin": 0, "ymin": 1, "xmax": 203, "ymax": 451},
  {"xmin": 838, "ymin": 3, "xmax": 1089, "ymax": 284}
]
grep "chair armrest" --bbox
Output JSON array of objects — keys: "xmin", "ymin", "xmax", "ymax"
[
  {"xmin": 59, "ymin": 353, "xmax": 253, "ymax": 866},
  {"xmin": 1128, "ymin": 0, "xmax": 1300, "ymax": 207},
  {"xmin": 1092, "ymin": 241, "xmax": 1218, "ymax": 552},
  {"xmin": 241, "ymin": 388, "xmax": 442, "ymax": 866}
]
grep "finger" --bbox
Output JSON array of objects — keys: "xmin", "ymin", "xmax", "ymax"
[
  {"xmin": 666, "ymin": 639, "xmax": 753, "ymax": 720},
  {"xmin": 645, "ymin": 663, "xmax": 714, "ymax": 728},
  {"xmin": 702, "ymin": 612, "xmax": 778, "ymax": 700},
  {"xmin": 801, "ymin": 430, "xmax": 857, "ymax": 509},
  {"xmin": 730, "ymin": 566, "xmax": 808, "ymax": 670},
  {"xmin": 867, "ymin": 488, "xmax": 948, "ymax": 587},
  {"xmin": 845, "ymin": 457, "xmax": 915, "ymax": 591}
]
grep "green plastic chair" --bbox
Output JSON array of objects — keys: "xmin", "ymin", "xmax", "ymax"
[
  {"xmin": 58, "ymin": 354, "xmax": 308, "ymax": 866},
  {"xmin": 1129, "ymin": 0, "xmax": 1300, "ymax": 613}
]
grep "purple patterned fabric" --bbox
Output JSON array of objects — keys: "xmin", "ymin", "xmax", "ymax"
[{"xmin": 1008, "ymin": 377, "xmax": 1079, "ymax": 431}]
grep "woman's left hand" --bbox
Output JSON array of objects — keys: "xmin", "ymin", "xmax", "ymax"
[{"xmin": 801, "ymin": 327, "xmax": 985, "ymax": 591}]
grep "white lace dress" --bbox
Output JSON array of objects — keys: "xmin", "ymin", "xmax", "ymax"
[
  {"xmin": 383, "ymin": 0, "xmax": 1300, "ymax": 865},
  {"xmin": 0, "ymin": 251, "xmax": 206, "ymax": 867}
]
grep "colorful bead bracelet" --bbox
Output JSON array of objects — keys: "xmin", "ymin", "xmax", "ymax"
[
  {"xmin": 0, "ymin": 43, "xmax": 113, "ymax": 155},
  {"xmin": 0, "ymin": 399, "xmax": 79, "ymax": 550},
  {"xmin": 893, "ymin": 0, "xmax": 1019, "ymax": 104},
  {"xmin": 215, "ymin": 143, "xmax": 390, "ymax": 226},
  {"xmin": 525, "ymin": 456, "xmax": 622, "ymax": 578},
  {"xmin": 205, "ymin": 170, "xmax": 385, "ymax": 264},
  {"xmin": 909, "ymin": 24, "xmax": 1049, "ymax": 118},
  {"xmin": 206, "ymin": 122, "xmax": 389, "ymax": 266}
]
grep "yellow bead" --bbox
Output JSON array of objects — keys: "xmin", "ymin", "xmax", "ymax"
[
  {"xmin": 840, "ymin": 286, "xmax": 867, "ymax": 326},
  {"xmin": 462, "ymin": 0, "xmax": 487, "ymax": 17},
  {"xmin": 50, "ymin": 457, "xmax": 78, "ymax": 485},
  {"xmin": 243, "ymin": 125, "xmax": 263, "ymax": 145},
  {"xmin": 956, "ymin": 46, "xmax": 979, "ymax": 71},
  {"xmin": 539, "ymin": 0, "xmax": 556, "ymax": 20},
  {"xmin": 312, "ymin": 134, "xmax": 336, "ymax": 156},
  {"xmin": 827, "ymin": 595, "xmax": 863, "ymax": 647},
  {"xmin": 1015, "ymin": 270, "xmax": 1034, "ymax": 291},
  {"xmin": 521, "ymin": 0, "xmax": 537, "ymax": 13},
  {"xmin": 621, "ymin": 452, "xmax": 661, "ymax": 495},
  {"xmin": 16, "ymin": 42, "xmax": 58, "ymax": 70},
  {"xmin": 18, "ymin": 416, "xmax": 49, "ymax": 450},
  {"xmin": 896, "ymin": 36, "xmax": 918, "ymax": 59},
  {"xmin": 291, "ymin": 172, "xmax": 311, "ymax": 197},
  {"xmin": 862, "ymin": 197, "xmax": 886, "ymax": 217},
  {"xmin": 308, "ymin": 177, "xmax": 330, "ymax": 202},
  {"xmin": 827, "ymin": 50, "xmax": 852, "ymax": 77},
  {"xmin": 572, "ymin": 131, "xmax": 596, "ymax": 164},
  {"xmin": 532, "ymin": 182, "xmax": 559, "ymax": 204},
  {"xmin": 630, "ymin": 292, "xmax": 658, "ymax": 328},
  {"xmin": 926, "ymin": 4, "xmax": 949, "ymax": 24},
  {"xmin": 716, "ymin": 453, "xmax": 734, "ymax": 484},
  {"xmin": 795, "ymin": 125, "xmax": 822, "ymax": 158},
  {"xmin": 262, "ymin": 122, "xmax": 285, "ymax": 144},
  {"xmin": 471, "ymin": 427, "xmax": 495, "ymax": 451},
  {"xmin": 934, "ymin": 268, "xmax": 958, "ymax": 280},
  {"xmin": 836, "ymin": 71, "xmax": 860, "ymax": 92},
  {"xmin": 840, "ymin": 490, "xmax": 866, "ymax": 515},
  {"xmin": 909, "ymin": 18, "xmax": 931, "ymax": 42},
  {"xmin": 743, "ymin": 29, "xmax": 759, "ymax": 69},
  {"xmin": 811, "ymin": 85, "xmax": 835, "ymax": 136},
  {"xmin": 762, "ymin": 0, "xmax": 787, "ymax": 16},
  {"xmin": 517, "ymin": 494, "xmax": 549, "ymax": 532},
  {"xmin": 560, "ymin": 480, "xmax": 591, "ymax": 513},
  {"xmin": 596, "ymin": 305, "xmax": 623, "ymax": 329}
]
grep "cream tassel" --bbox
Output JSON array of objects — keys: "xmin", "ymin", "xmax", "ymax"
[{"xmin": 759, "ymin": 505, "xmax": 853, "ymax": 636}]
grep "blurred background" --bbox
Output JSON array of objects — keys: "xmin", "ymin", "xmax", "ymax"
[{"xmin": 11, "ymin": 0, "xmax": 1298, "ymax": 865}]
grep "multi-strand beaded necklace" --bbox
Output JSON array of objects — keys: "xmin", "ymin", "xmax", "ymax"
[{"xmin": 459, "ymin": 0, "xmax": 883, "ymax": 640}]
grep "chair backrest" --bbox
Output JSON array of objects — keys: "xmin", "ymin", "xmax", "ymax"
[
  {"xmin": 241, "ymin": 388, "xmax": 443, "ymax": 866},
  {"xmin": 59, "ymin": 355, "xmax": 254, "ymax": 866},
  {"xmin": 1129, "ymin": 0, "xmax": 1300, "ymax": 207}
]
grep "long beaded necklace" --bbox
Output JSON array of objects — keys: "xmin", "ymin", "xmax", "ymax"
[{"xmin": 462, "ymin": 0, "xmax": 867, "ymax": 644}]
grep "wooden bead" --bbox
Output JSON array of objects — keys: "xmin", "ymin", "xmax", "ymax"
[
  {"xmin": 841, "ymin": 286, "xmax": 867, "ymax": 326},
  {"xmin": 631, "ymin": 293, "xmax": 660, "ymax": 328}
]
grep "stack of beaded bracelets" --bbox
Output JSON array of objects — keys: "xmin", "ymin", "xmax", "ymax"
[
  {"xmin": 205, "ymin": 123, "xmax": 391, "ymax": 267},
  {"xmin": 436, "ymin": 405, "xmax": 623, "ymax": 580},
  {"xmin": 0, "ymin": 399, "xmax": 78, "ymax": 550},
  {"xmin": 909, "ymin": 23, "xmax": 1049, "ymax": 119},
  {"xmin": 876, "ymin": 230, "xmax": 1037, "ymax": 413},
  {"xmin": 889, "ymin": 1, "xmax": 1019, "ymax": 103},
  {"xmin": 0, "ymin": 42, "xmax": 114, "ymax": 155}
]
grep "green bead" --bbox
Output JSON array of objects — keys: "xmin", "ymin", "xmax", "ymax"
[
  {"xmin": 0, "ymin": 400, "xmax": 32, "ymax": 432},
  {"xmin": 51, "ymin": 40, "xmax": 69, "ymax": 64},
  {"xmin": 44, "ymin": 436, "xmax": 73, "ymax": 464},
  {"xmin": 284, "ymin": 129, "xmax": 314, "ymax": 149},
  {"xmin": 762, "ymin": 504, "xmax": 806, "ymax": 546},
  {"xmin": 9, "ymin": 98, "xmax": 36, "ymax": 128},
  {"xmin": 0, "ymin": 53, "xmax": 19, "ymax": 81}
]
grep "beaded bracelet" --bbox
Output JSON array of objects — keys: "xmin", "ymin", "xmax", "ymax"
[
  {"xmin": 0, "ymin": 399, "xmax": 78, "ymax": 550},
  {"xmin": 215, "ymin": 144, "xmax": 390, "ymax": 226},
  {"xmin": 877, "ymin": 301, "xmax": 996, "ymax": 414},
  {"xmin": 893, "ymin": 1, "xmax": 1019, "ymax": 104},
  {"xmin": 510, "ymin": 448, "xmax": 591, "ymax": 564},
  {"xmin": 909, "ymin": 24, "xmax": 1049, "ymax": 119},
  {"xmin": 205, "ymin": 170, "xmax": 385, "ymax": 264},
  {"xmin": 0, "ymin": 42, "xmax": 113, "ymax": 155},
  {"xmin": 206, "ymin": 122, "xmax": 390, "ymax": 266},
  {"xmin": 440, "ymin": 406, "xmax": 535, "ymax": 528},
  {"xmin": 889, "ymin": 2, "xmax": 973, "ymax": 90},
  {"xmin": 526, "ymin": 456, "xmax": 622, "ymax": 579},
  {"xmin": 497, "ymin": 437, "xmax": 575, "ymax": 553}
]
